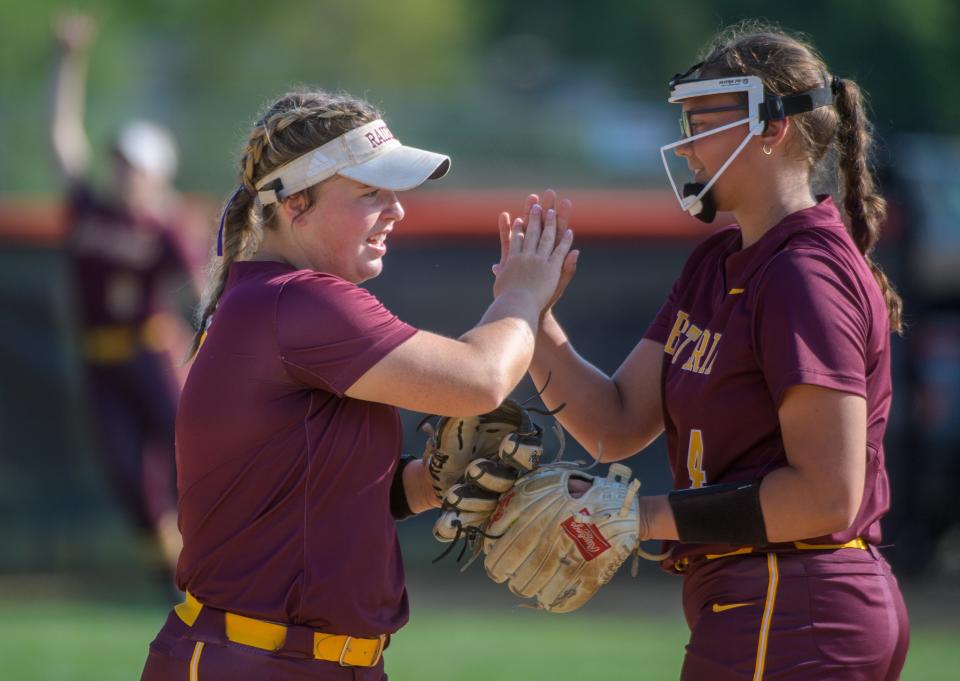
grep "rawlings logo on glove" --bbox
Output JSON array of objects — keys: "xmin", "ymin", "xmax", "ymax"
[{"xmin": 561, "ymin": 509, "xmax": 612, "ymax": 561}]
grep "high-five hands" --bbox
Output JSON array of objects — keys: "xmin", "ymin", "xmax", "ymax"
[{"xmin": 493, "ymin": 190, "xmax": 577, "ymax": 313}]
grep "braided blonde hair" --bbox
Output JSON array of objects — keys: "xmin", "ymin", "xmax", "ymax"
[{"xmin": 189, "ymin": 89, "xmax": 381, "ymax": 356}]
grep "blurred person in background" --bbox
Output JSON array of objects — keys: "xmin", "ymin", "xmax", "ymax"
[
  {"xmin": 519, "ymin": 21, "xmax": 909, "ymax": 680},
  {"xmin": 49, "ymin": 12, "xmax": 194, "ymax": 573},
  {"xmin": 139, "ymin": 88, "xmax": 574, "ymax": 680}
]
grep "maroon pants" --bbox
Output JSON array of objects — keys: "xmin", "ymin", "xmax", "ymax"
[
  {"xmin": 679, "ymin": 547, "xmax": 909, "ymax": 680},
  {"xmin": 87, "ymin": 352, "xmax": 178, "ymax": 532},
  {"xmin": 140, "ymin": 609, "xmax": 387, "ymax": 681}
]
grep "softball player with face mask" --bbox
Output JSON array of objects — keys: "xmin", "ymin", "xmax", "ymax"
[
  {"xmin": 139, "ymin": 89, "xmax": 575, "ymax": 681},
  {"xmin": 522, "ymin": 23, "xmax": 909, "ymax": 680}
]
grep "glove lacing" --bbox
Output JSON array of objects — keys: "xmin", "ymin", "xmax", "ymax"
[{"xmin": 431, "ymin": 514, "xmax": 503, "ymax": 568}]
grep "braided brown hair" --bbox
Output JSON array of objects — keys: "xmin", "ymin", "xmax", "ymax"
[
  {"xmin": 698, "ymin": 21, "xmax": 903, "ymax": 333},
  {"xmin": 189, "ymin": 89, "xmax": 381, "ymax": 356}
]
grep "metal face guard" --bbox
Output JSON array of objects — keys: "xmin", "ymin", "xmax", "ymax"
[{"xmin": 659, "ymin": 75, "xmax": 766, "ymax": 221}]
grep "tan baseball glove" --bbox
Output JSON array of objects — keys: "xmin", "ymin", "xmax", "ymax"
[{"xmin": 482, "ymin": 462, "xmax": 665, "ymax": 613}]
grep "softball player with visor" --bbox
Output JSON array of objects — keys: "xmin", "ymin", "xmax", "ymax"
[
  {"xmin": 139, "ymin": 89, "xmax": 575, "ymax": 681},
  {"xmin": 522, "ymin": 23, "xmax": 909, "ymax": 680}
]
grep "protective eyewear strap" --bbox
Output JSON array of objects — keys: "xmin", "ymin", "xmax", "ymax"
[{"xmin": 760, "ymin": 86, "xmax": 834, "ymax": 121}]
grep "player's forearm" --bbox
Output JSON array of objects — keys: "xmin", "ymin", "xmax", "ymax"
[
  {"xmin": 640, "ymin": 467, "xmax": 860, "ymax": 545},
  {"xmin": 529, "ymin": 312, "xmax": 636, "ymax": 460},
  {"xmin": 402, "ymin": 458, "xmax": 441, "ymax": 514},
  {"xmin": 757, "ymin": 465, "xmax": 860, "ymax": 542},
  {"xmin": 458, "ymin": 289, "xmax": 540, "ymax": 409},
  {"xmin": 638, "ymin": 494, "xmax": 679, "ymax": 541},
  {"xmin": 50, "ymin": 48, "xmax": 91, "ymax": 178},
  {"xmin": 529, "ymin": 318, "xmax": 617, "ymax": 453}
]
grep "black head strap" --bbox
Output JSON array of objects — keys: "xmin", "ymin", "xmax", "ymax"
[
  {"xmin": 668, "ymin": 60, "xmax": 704, "ymax": 89},
  {"xmin": 759, "ymin": 86, "xmax": 833, "ymax": 122}
]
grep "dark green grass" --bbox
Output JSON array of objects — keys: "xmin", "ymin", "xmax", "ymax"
[{"xmin": 0, "ymin": 581, "xmax": 956, "ymax": 680}]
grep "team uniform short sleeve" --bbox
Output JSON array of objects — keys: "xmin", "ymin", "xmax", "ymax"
[
  {"xmin": 753, "ymin": 248, "xmax": 869, "ymax": 406},
  {"xmin": 276, "ymin": 273, "xmax": 417, "ymax": 395}
]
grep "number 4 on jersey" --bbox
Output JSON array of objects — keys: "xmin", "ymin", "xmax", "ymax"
[{"xmin": 687, "ymin": 429, "xmax": 707, "ymax": 488}]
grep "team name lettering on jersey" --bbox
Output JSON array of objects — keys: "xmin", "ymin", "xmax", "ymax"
[{"xmin": 663, "ymin": 309, "xmax": 722, "ymax": 374}]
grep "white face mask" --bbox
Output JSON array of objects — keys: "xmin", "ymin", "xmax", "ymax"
[
  {"xmin": 659, "ymin": 73, "xmax": 766, "ymax": 223},
  {"xmin": 658, "ymin": 68, "xmax": 834, "ymax": 223}
]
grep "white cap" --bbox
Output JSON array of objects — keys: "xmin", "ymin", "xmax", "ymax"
[
  {"xmin": 113, "ymin": 120, "xmax": 179, "ymax": 181},
  {"xmin": 254, "ymin": 119, "xmax": 450, "ymax": 204}
]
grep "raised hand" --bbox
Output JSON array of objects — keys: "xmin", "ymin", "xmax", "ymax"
[
  {"xmin": 493, "ymin": 198, "xmax": 573, "ymax": 311},
  {"xmin": 54, "ymin": 12, "xmax": 97, "ymax": 53},
  {"xmin": 495, "ymin": 189, "xmax": 578, "ymax": 313}
]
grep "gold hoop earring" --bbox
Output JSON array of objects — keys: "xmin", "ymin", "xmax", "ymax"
[{"xmin": 762, "ymin": 144, "xmax": 773, "ymax": 156}]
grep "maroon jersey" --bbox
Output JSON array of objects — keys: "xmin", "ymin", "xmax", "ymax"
[
  {"xmin": 66, "ymin": 183, "xmax": 188, "ymax": 328},
  {"xmin": 175, "ymin": 261, "xmax": 417, "ymax": 637},
  {"xmin": 645, "ymin": 197, "xmax": 893, "ymax": 567}
]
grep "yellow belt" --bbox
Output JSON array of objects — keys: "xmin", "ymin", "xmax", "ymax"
[
  {"xmin": 705, "ymin": 537, "xmax": 869, "ymax": 561},
  {"xmin": 174, "ymin": 592, "xmax": 386, "ymax": 667},
  {"xmin": 82, "ymin": 314, "xmax": 175, "ymax": 363},
  {"xmin": 672, "ymin": 537, "xmax": 870, "ymax": 572},
  {"xmin": 83, "ymin": 325, "xmax": 139, "ymax": 363}
]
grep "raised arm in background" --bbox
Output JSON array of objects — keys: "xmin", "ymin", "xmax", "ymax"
[{"xmin": 50, "ymin": 13, "xmax": 96, "ymax": 183}]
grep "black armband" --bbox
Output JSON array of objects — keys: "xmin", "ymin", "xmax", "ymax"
[
  {"xmin": 390, "ymin": 455, "xmax": 419, "ymax": 521},
  {"xmin": 668, "ymin": 481, "xmax": 768, "ymax": 546}
]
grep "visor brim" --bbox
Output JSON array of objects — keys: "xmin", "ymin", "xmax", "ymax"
[{"xmin": 339, "ymin": 144, "xmax": 450, "ymax": 191}]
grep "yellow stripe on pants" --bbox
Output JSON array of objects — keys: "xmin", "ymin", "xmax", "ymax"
[
  {"xmin": 189, "ymin": 641, "xmax": 205, "ymax": 681},
  {"xmin": 753, "ymin": 553, "xmax": 779, "ymax": 681}
]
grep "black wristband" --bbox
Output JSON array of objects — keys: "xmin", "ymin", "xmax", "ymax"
[
  {"xmin": 390, "ymin": 455, "xmax": 419, "ymax": 521},
  {"xmin": 668, "ymin": 481, "xmax": 768, "ymax": 546}
]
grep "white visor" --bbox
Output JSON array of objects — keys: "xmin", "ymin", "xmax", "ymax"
[{"xmin": 255, "ymin": 119, "xmax": 450, "ymax": 204}]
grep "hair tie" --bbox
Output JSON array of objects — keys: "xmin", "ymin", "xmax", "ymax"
[
  {"xmin": 830, "ymin": 75, "xmax": 843, "ymax": 96},
  {"xmin": 216, "ymin": 186, "xmax": 246, "ymax": 257}
]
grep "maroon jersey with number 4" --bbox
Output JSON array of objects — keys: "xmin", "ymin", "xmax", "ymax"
[
  {"xmin": 644, "ymin": 196, "xmax": 893, "ymax": 567},
  {"xmin": 175, "ymin": 261, "xmax": 417, "ymax": 637}
]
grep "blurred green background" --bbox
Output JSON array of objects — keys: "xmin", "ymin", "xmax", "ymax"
[
  {"xmin": 2, "ymin": 1, "xmax": 960, "ymax": 679},
  {"xmin": 3, "ymin": 0, "xmax": 960, "ymax": 192}
]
